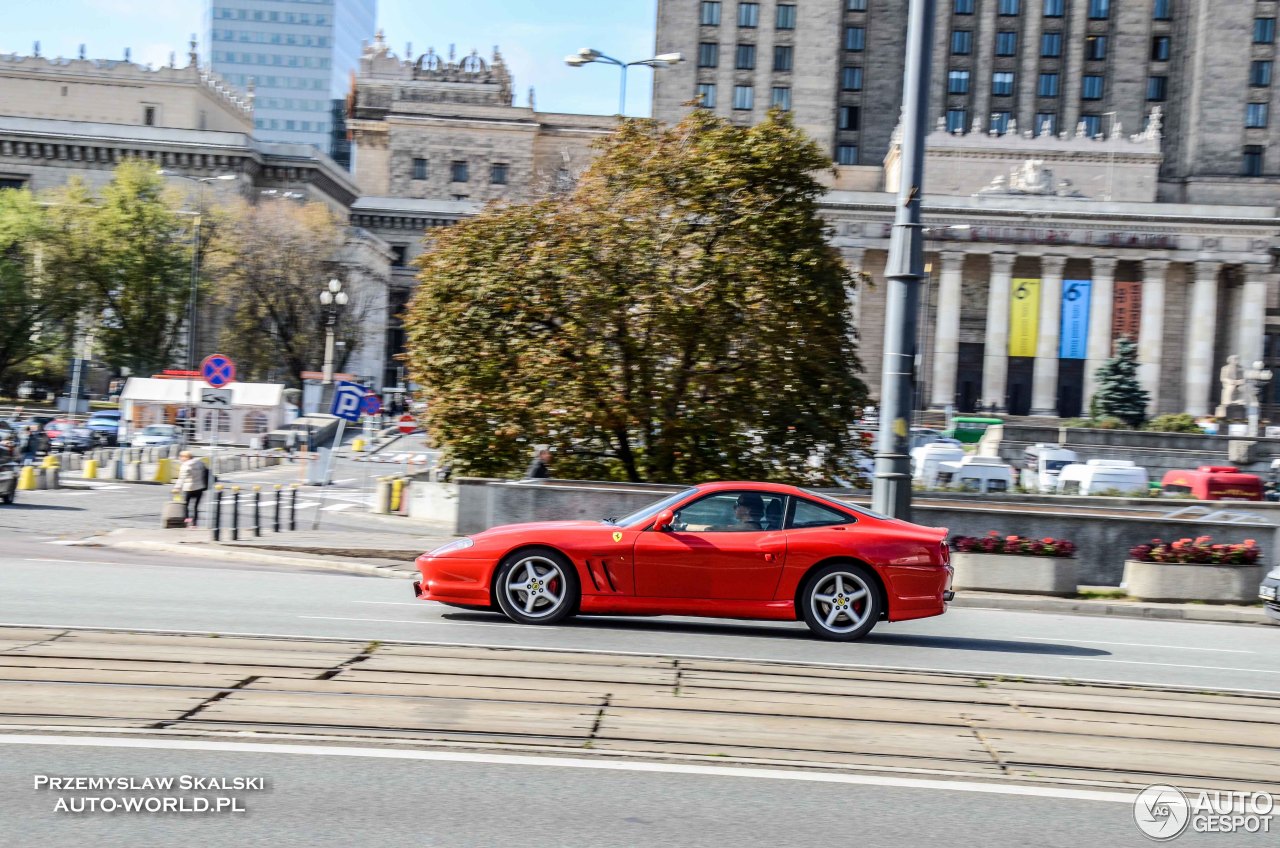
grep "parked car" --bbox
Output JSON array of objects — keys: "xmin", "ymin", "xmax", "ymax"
[
  {"xmin": 413, "ymin": 482, "xmax": 953, "ymax": 641},
  {"xmin": 940, "ymin": 416, "xmax": 1003, "ymax": 444},
  {"xmin": 1259, "ymin": 565, "xmax": 1280, "ymax": 623},
  {"xmin": 1021, "ymin": 443, "xmax": 1080, "ymax": 493},
  {"xmin": 911, "ymin": 442, "xmax": 967, "ymax": 488},
  {"xmin": 131, "ymin": 424, "xmax": 183, "ymax": 448},
  {"xmin": 84, "ymin": 410, "xmax": 122, "ymax": 446},
  {"xmin": 1058, "ymin": 460, "xmax": 1150, "ymax": 496},
  {"xmin": 1160, "ymin": 466, "xmax": 1264, "ymax": 501},
  {"xmin": 44, "ymin": 420, "xmax": 95, "ymax": 453},
  {"xmin": 0, "ymin": 454, "xmax": 15, "ymax": 504},
  {"xmin": 935, "ymin": 455, "xmax": 1015, "ymax": 494}
]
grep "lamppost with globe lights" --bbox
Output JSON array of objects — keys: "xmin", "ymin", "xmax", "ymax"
[
  {"xmin": 564, "ymin": 48, "xmax": 683, "ymax": 116},
  {"xmin": 320, "ymin": 278, "xmax": 348, "ymax": 385}
]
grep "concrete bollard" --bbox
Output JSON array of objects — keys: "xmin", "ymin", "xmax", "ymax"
[
  {"xmin": 352, "ymin": 438, "xmax": 366, "ymax": 453},
  {"xmin": 124, "ymin": 461, "xmax": 141, "ymax": 481},
  {"xmin": 17, "ymin": 466, "xmax": 37, "ymax": 491},
  {"xmin": 152, "ymin": 457, "xmax": 173, "ymax": 484},
  {"xmin": 83, "ymin": 459, "xmax": 98, "ymax": 480},
  {"xmin": 40, "ymin": 454, "xmax": 58, "ymax": 469},
  {"xmin": 390, "ymin": 477, "xmax": 405, "ymax": 512},
  {"xmin": 373, "ymin": 477, "xmax": 392, "ymax": 514}
]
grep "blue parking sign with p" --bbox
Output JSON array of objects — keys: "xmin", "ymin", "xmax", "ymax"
[{"xmin": 331, "ymin": 381, "xmax": 366, "ymax": 422}]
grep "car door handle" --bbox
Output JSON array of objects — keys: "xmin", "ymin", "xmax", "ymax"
[{"xmin": 764, "ymin": 553, "xmax": 777, "ymax": 562}]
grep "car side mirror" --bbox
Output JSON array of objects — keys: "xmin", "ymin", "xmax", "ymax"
[{"xmin": 654, "ymin": 509, "xmax": 675, "ymax": 531}]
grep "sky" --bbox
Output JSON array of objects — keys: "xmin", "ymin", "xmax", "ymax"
[{"xmin": 0, "ymin": 0, "xmax": 660, "ymax": 116}]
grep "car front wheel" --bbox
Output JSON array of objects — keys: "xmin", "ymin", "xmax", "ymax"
[
  {"xmin": 493, "ymin": 548, "xmax": 579, "ymax": 625},
  {"xmin": 800, "ymin": 563, "xmax": 882, "ymax": 641}
]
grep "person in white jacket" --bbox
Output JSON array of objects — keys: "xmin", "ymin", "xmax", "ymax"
[{"xmin": 172, "ymin": 451, "xmax": 209, "ymax": 527}]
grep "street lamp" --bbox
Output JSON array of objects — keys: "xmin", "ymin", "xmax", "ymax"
[
  {"xmin": 319, "ymin": 278, "xmax": 349, "ymax": 384},
  {"xmin": 564, "ymin": 48, "xmax": 683, "ymax": 115}
]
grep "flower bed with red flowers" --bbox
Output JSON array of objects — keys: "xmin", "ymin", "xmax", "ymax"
[
  {"xmin": 951, "ymin": 531, "xmax": 1076, "ymax": 558},
  {"xmin": 1128, "ymin": 536, "xmax": 1261, "ymax": 565}
]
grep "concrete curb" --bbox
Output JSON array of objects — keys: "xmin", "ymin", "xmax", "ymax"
[
  {"xmin": 106, "ymin": 539, "xmax": 413, "ymax": 579},
  {"xmin": 951, "ymin": 592, "xmax": 1271, "ymax": 624}
]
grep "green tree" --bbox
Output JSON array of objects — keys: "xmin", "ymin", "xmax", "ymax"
[
  {"xmin": 1144, "ymin": 413, "xmax": 1204, "ymax": 434},
  {"xmin": 0, "ymin": 189, "xmax": 79, "ymax": 387},
  {"xmin": 405, "ymin": 109, "xmax": 867, "ymax": 483},
  {"xmin": 1093, "ymin": 336, "xmax": 1149, "ymax": 428}
]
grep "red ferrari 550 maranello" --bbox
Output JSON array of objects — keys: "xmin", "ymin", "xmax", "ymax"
[{"xmin": 414, "ymin": 482, "xmax": 953, "ymax": 641}]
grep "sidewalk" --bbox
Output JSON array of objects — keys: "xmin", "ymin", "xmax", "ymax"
[{"xmin": 951, "ymin": 591, "xmax": 1271, "ymax": 625}]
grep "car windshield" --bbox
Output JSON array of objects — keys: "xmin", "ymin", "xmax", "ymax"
[
  {"xmin": 803, "ymin": 489, "xmax": 893, "ymax": 521},
  {"xmin": 611, "ymin": 489, "xmax": 698, "ymax": 526},
  {"xmin": 1045, "ymin": 460, "xmax": 1072, "ymax": 472},
  {"xmin": 142, "ymin": 426, "xmax": 173, "ymax": 436}
]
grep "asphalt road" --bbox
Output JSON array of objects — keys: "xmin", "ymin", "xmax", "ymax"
[
  {"xmin": 3, "ymin": 738, "xmax": 1249, "ymax": 848},
  {"xmin": 0, "ymin": 538, "xmax": 1275, "ymax": 694}
]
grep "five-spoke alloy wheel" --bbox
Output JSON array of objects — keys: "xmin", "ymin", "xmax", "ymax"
[
  {"xmin": 800, "ymin": 563, "xmax": 881, "ymax": 641},
  {"xmin": 493, "ymin": 548, "xmax": 579, "ymax": 625}
]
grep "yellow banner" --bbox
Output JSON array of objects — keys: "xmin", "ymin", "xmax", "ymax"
[{"xmin": 1008, "ymin": 278, "xmax": 1041, "ymax": 357}]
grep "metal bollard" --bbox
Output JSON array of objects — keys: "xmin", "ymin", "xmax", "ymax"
[
  {"xmin": 212, "ymin": 486, "xmax": 224, "ymax": 542},
  {"xmin": 252, "ymin": 486, "xmax": 261, "ymax": 537},
  {"xmin": 289, "ymin": 484, "xmax": 299, "ymax": 531},
  {"xmin": 273, "ymin": 484, "xmax": 282, "ymax": 532},
  {"xmin": 231, "ymin": 486, "xmax": 241, "ymax": 541}
]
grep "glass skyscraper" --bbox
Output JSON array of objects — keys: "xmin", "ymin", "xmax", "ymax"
[{"xmin": 206, "ymin": 0, "xmax": 376, "ymax": 159}]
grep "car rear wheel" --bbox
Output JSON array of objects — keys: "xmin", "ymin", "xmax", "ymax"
[
  {"xmin": 493, "ymin": 549, "xmax": 579, "ymax": 626},
  {"xmin": 800, "ymin": 563, "xmax": 881, "ymax": 641}
]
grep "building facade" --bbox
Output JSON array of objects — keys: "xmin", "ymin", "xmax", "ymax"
[{"xmin": 206, "ymin": 0, "xmax": 376, "ymax": 159}]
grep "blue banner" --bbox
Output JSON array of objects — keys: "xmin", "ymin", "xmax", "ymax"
[{"xmin": 1059, "ymin": 279, "xmax": 1092, "ymax": 360}]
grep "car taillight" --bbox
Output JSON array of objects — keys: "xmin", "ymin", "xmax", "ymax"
[{"xmin": 940, "ymin": 541, "xmax": 950, "ymax": 565}]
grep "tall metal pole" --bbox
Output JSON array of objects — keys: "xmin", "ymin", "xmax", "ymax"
[
  {"xmin": 872, "ymin": 0, "xmax": 935, "ymax": 521},
  {"xmin": 185, "ymin": 184, "xmax": 202, "ymax": 443},
  {"xmin": 618, "ymin": 64, "xmax": 628, "ymax": 116}
]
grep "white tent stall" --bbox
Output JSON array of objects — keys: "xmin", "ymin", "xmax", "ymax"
[{"xmin": 118, "ymin": 378, "xmax": 288, "ymax": 446}]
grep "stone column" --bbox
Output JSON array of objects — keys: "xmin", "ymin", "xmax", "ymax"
[
  {"xmin": 1183, "ymin": 260, "xmax": 1222, "ymax": 417},
  {"xmin": 930, "ymin": 251, "xmax": 965, "ymax": 408},
  {"xmin": 1083, "ymin": 256, "xmax": 1117, "ymax": 409},
  {"xmin": 1016, "ymin": 0, "xmax": 1045, "ymax": 132},
  {"xmin": 982, "ymin": 253, "xmax": 1016, "ymax": 410},
  {"xmin": 1239, "ymin": 264, "xmax": 1269, "ymax": 371},
  {"xmin": 1031, "ymin": 255, "xmax": 1067, "ymax": 415},
  {"xmin": 1138, "ymin": 258, "xmax": 1169, "ymax": 415},
  {"xmin": 1062, "ymin": 2, "xmax": 1089, "ymax": 133},
  {"xmin": 971, "ymin": 0, "xmax": 999, "ymax": 133}
]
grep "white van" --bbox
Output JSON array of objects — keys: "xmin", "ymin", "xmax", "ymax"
[
  {"xmin": 1056, "ymin": 459, "xmax": 1150, "ymax": 496},
  {"xmin": 1021, "ymin": 443, "xmax": 1080, "ymax": 493},
  {"xmin": 936, "ymin": 455, "xmax": 1015, "ymax": 494},
  {"xmin": 912, "ymin": 443, "xmax": 967, "ymax": 487}
]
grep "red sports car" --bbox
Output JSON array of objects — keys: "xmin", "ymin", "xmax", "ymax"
[{"xmin": 414, "ymin": 481, "xmax": 953, "ymax": 641}]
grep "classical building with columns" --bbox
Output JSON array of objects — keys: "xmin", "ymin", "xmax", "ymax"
[{"xmin": 827, "ymin": 116, "xmax": 1280, "ymax": 419}]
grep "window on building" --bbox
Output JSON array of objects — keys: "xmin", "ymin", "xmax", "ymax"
[
  {"xmin": 1151, "ymin": 35, "xmax": 1170, "ymax": 61},
  {"xmin": 954, "ymin": 0, "xmax": 974, "ymax": 14},
  {"xmin": 845, "ymin": 26, "xmax": 866, "ymax": 50},
  {"xmin": 1153, "ymin": 0, "xmax": 1171, "ymax": 21},
  {"xmin": 847, "ymin": 0, "xmax": 867, "ymax": 10},
  {"xmin": 1038, "ymin": 72, "xmax": 1060, "ymax": 96},
  {"xmin": 998, "ymin": 0, "xmax": 1020, "ymax": 15},
  {"xmin": 1080, "ymin": 114, "xmax": 1102, "ymax": 137},
  {"xmin": 1088, "ymin": 0, "xmax": 1109, "ymax": 19},
  {"xmin": 839, "ymin": 104, "xmax": 860, "ymax": 130},
  {"xmin": 490, "ymin": 163, "xmax": 509, "ymax": 185},
  {"xmin": 451, "ymin": 161, "xmax": 469, "ymax": 182},
  {"xmin": 696, "ymin": 83, "xmax": 717, "ymax": 107},
  {"xmin": 776, "ymin": 4, "xmax": 796, "ymax": 29},
  {"xmin": 946, "ymin": 108, "xmax": 968, "ymax": 133},
  {"xmin": 698, "ymin": 42, "xmax": 719, "ymax": 67},
  {"xmin": 1044, "ymin": 0, "xmax": 1064, "ymax": 16},
  {"xmin": 771, "ymin": 86, "xmax": 792, "ymax": 110},
  {"xmin": 990, "ymin": 111, "xmax": 1012, "ymax": 134},
  {"xmin": 735, "ymin": 43, "xmax": 756, "ymax": 69},
  {"xmin": 1041, "ymin": 32, "xmax": 1062, "ymax": 57},
  {"xmin": 948, "ymin": 69, "xmax": 971, "ymax": 94},
  {"xmin": 412, "ymin": 158, "xmax": 427, "ymax": 180},
  {"xmin": 952, "ymin": 30, "xmax": 973, "ymax": 54},
  {"xmin": 1244, "ymin": 145, "xmax": 1265, "ymax": 177},
  {"xmin": 738, "ymin": 2, "xmax": 759, "ymax": 27},
  {"xmin": 733, "ymin": 84, "xmax": 754, "ymax": 109},
  {"xmin": 1085, "ymin": 35, "xmax": 1107, "ymax": 61},
  {"xmin": 1081, "ymin": 75, "xmax": 1104, "ymax": 100},
  {"xmin": 774, "ymin": 45, "xmax": 793, "ymax": 71},
  {"xmin": 992, "ymin": 71, "xmax": 1015, "ymax": 96},
  {"xmin": 1256, "ymin": 18, "xmax": 1276, "ymax": 44},
  {"xmin": 995, "ymin": 31, "xmax": 1017, "ymax": 55},
  {"xmin": 391, "ymin": 245, "xmax": 407, "ymax": 267},
  {"xmin": 1147, "ymin": 76, "xmax": 1168, "ymax": 101},
  {"xmin": 1247, "ymin": 102, "xmax": 1270, "ymax": 128},
  {"xmin": 1252, "ymin": 60, "xmax": 1273, "ymax": 87},
  {"xmin": 700, "ymin": 1, "xmax": 721, "ymax": 25},
  {"xmin": 1035, "ymin": 112, "xmax": 1058, "ymax": 135},
  {"xmin": 836, "ymin": 144, "xmax": 858, "ymax": 165},
  {"xmin": 841, "ymin": 65, "xmax": 863, "ymax": 90},
  {"xmin": 143, "ymin": 106, "xmax": 155, "ymax": 126}
]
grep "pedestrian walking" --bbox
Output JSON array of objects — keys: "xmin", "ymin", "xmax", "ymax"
[
  {"xmin": 172, "ymin": 450, "xmax": 210, "ymax": 527},
  {"xmin": 524, "ymin": 445, "xmax": 552, "ymax": 480},
  {"xmin": 20, "ymin": 425, "xmax": 40, "ymax": 465}
]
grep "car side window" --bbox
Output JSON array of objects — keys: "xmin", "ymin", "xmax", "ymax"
[
  {"xmin": 788, "ymin": 498, "xmax": 855, "ymax": 529},
  {"xmin": 672, "ymin": 491, "xmax": 786, "ymax": 532}
]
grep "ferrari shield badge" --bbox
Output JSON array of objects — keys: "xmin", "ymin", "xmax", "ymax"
[{"xmin": 612, "ymin": 531, "xmax": 623, "ymax": 543}]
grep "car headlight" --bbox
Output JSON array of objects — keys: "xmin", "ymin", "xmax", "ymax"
[{"xmin": 428, "ymin": 537, "xmax": 474, "ymax": 556}]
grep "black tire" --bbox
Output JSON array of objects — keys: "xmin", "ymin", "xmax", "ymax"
[
  {"xmin": 492, "ymin": 547, "xmax": 580, "ymax": 626},
  {"xmin": 1, "ymin": 490, "xmax": 13, "ymax": 505},
  {"xmin": 799, "ymin": 562, "xmax": 882, "ymax": 641}
]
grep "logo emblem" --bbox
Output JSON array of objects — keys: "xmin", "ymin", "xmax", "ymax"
[
  {"xmin": 612, "ymin": 531, "xmax": 623, "ymax": 543},
  {"xmin": 1134, "ymin": 785, "xmax": 1190, "ymax": 841}
]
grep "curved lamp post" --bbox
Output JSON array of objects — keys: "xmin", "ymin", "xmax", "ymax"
[{"xmin": 564, "ymin": 48, "xmax": 683, "ymax": 116}]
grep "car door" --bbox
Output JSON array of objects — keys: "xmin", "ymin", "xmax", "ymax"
[{"xmin": 632, "ymin": 490, "xmax": 788, "ymax": 600}]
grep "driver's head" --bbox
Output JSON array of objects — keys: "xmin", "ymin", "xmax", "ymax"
[{"xmin": 735, "ymin": 492, "xmax": 765, "ymax": 520}]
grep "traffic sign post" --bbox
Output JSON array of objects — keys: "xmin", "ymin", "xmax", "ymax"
[
  {"xmin": 318, "ymin": 381, "xmax": 365, "ymax": 486},
  {"xmin": 399, "ymin": 414, "xmax": 416, "ymax": 435},
  {"xmin": 200, "ymin": 388, "xmax": 233, "ymax": 408},
  {"xmin": 198, "ymin": 354, "xmax": 236, "ymax": 484},
  {"xmin": 201, "ymin": 354, "xmax": 236, "ymax": 388}
]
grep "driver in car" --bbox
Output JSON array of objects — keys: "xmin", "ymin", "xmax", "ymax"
[{"xmin": 723, "ymin": 492, "xmax": 765, "ymax": 531}]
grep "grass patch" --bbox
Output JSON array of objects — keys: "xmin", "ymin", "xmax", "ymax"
[{"xmin": 1075, "ymin": 589, "xmax": 1128, "ymax": 600}]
